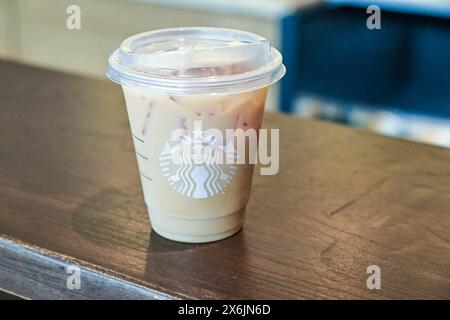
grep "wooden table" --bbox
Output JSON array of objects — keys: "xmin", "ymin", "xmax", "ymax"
[{"xmin": 0, "ymin": 61, "xmax": 449, "ymax": 299}]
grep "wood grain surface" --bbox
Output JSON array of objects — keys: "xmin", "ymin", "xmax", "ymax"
[{"xmin": 0, "ymin": 60, "xmax": 449, "ymax": 299}]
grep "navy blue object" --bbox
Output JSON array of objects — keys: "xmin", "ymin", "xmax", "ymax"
[{"xmin": 279, "ymin": 5, "xmax": 450, "ymax": 119}]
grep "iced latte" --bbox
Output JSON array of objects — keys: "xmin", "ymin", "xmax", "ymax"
[{"xmin": 107, "ymin": 28, "xmax": 285, "ymax": 242}]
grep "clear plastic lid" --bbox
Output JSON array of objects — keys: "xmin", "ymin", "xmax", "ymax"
[{"xmin": 107, "ymin": 27, "xmax": 285, "ymax": 94}]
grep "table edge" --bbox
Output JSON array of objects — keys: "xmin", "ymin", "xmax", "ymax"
[{"xmin": 0, "ymin": 235, "xmax": 185, "ymax": 300}]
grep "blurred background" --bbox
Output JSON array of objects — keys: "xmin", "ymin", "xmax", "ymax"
[{"xmin": 1, "ymin": 0, "xmax": 449, "ymax": 147}]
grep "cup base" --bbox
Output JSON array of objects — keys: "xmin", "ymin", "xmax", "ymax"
[
  {"xmin": 148, "ymin": 206, "xmax": 245, "ymax": 243},
  {"xmin": 151, "ymin": 224, "xmax": 242, "ymax": 243}
]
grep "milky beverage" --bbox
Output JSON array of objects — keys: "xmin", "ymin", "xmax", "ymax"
[{"xmin": 107, "ymin": 28, "xmax": 285, "ymax": 242}]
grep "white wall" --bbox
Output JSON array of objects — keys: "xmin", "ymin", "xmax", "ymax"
[{"xmin": 0, "ymin": 0, "xmax": 282, "ymax": 110}]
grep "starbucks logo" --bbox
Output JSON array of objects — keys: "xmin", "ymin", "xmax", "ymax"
[{"xmin": 159, "ymin": 131, "xmax": 237, "ymax": 199}]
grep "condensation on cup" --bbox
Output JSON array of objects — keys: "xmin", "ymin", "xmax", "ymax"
[{"xmin": 107, "ymin": 27, "xmax": 285, "ymax": 243}]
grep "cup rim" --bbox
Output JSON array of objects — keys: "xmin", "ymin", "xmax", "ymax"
[{"xmin": 106, "ymin": 27, "xmax": 285, "ymax": 95}]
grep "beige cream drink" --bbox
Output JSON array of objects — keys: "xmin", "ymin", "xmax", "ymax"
[{"xmin": 107, "ymin": 28, "xmax": 285, "ymax": 242}]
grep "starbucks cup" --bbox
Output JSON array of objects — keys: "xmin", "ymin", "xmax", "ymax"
[{"xmin": 107, "ymin": 27, "xmax": 285, "ymax": 243}]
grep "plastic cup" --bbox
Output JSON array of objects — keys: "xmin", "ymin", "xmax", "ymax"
[{"xmin": 107, "ymin": 27, "xmax": 285, "ymax": 243}]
